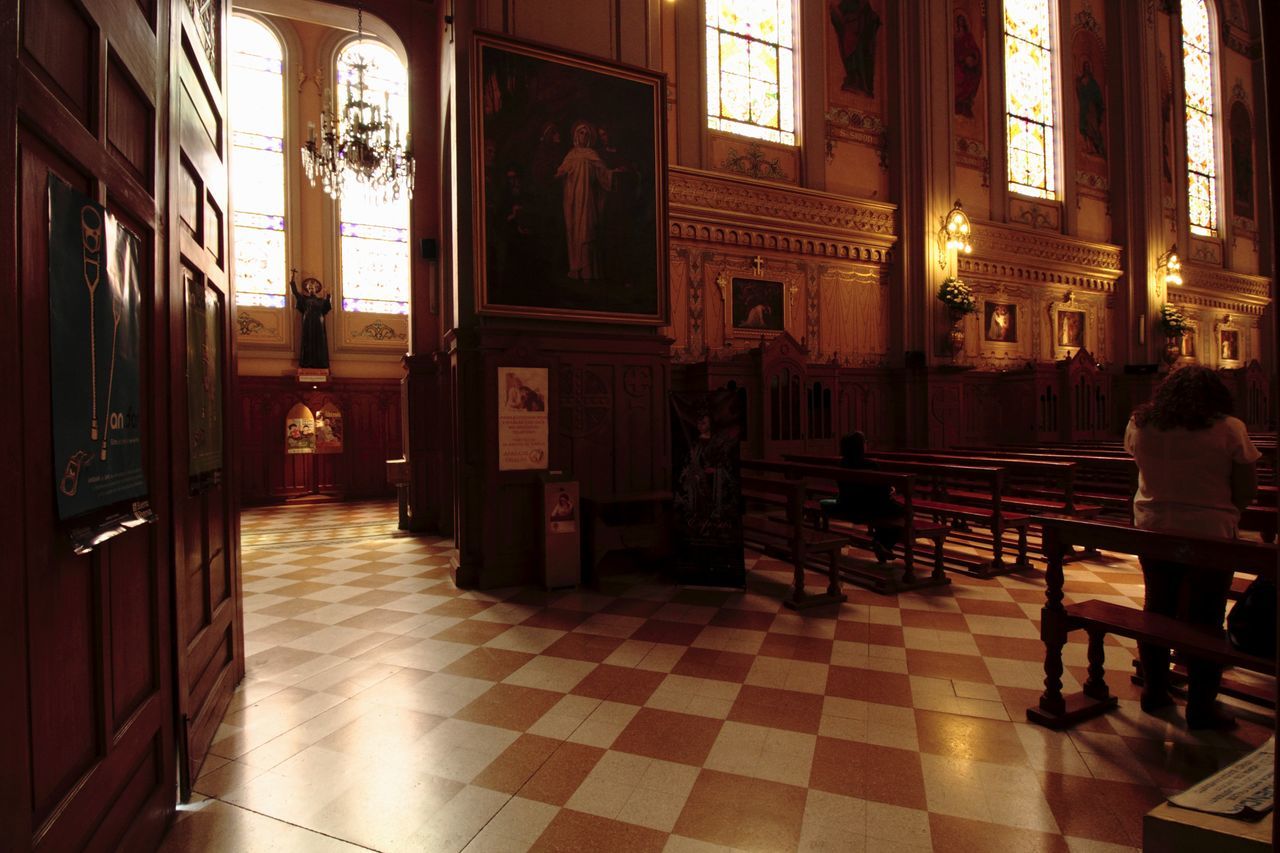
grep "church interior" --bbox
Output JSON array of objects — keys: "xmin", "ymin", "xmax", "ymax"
[{"xmin": 2, "ymin": 0, "xmax": 1279, "ymax": 850}]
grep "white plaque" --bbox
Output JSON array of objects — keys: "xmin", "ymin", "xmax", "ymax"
[{"xmin": 498, "ymin": 367, "xmax": 548, "ymax": 471}]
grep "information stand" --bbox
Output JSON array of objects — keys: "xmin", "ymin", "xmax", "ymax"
[{"xmin": 540, "ymin": 473, "xmax": 580, "ymax": 589}]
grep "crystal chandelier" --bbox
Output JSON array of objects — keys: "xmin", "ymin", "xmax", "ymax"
[{"xmin": 301, "ymin": 7, "xmax": 414, "ymax": 201}]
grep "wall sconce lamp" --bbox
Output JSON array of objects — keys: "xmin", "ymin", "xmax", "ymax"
[
  {"xmin": 937, "ymin": 199, "xmax": 973, "ymax": 270},
  {"xmin": 1159, "ymin": 244, "xmax": 1183, "ymax": 287}
]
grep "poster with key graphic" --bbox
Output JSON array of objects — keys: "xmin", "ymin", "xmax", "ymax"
[{"xmin": 48, "ymin": 176, "xmax": 148, "ymax": 520}]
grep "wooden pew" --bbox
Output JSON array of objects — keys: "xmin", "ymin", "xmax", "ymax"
[
  {"xmin": 1026, "ymin": 517, "xmax": 1277, "ymax": 730},
  {"xmin": 965, "ymin": 447, "xmax": 1277, "ymax": 542},
  {"xmin": 786, "ymin": 453, "xmax": 1031, "ymax": 577},
  {"xmin": 866, "ymin": 451, "xmax": 1099, "ymax": 518},
  {"xmin": 741, "ymin": 458, "xmax": 949, "ymax": 593},
  {"xmin": 739, "ymin": 474, "xmax": 848, "ymax": 610}
]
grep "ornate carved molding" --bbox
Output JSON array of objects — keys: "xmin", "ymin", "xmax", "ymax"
[
  {"xmin": 957, "ymin": 220, "xmax": 1123, "ymax": 293},
  {"xmin": 669, "ymin": 167, "xmax": 897, "ymax": 264},
  {"xmin": 1177, "ymin": 264, "xmax": 1272, "ymax": 315}
]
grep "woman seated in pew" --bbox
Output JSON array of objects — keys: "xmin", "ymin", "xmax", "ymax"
[
  {"xmin": 820, "ymin": 432, "xmax": 905, "ymax": 563},
  {"xmin": 1124, "ymin": 365, "xmax": 1260, "ymax": 730}
]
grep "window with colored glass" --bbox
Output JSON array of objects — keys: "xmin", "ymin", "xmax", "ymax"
[
  {"xmin": 335, "ymin": 39, "xmax": 410, "ymax": 315},
  {"xmin": 230, "ymin": 15, "xmax": 288, "ymax": 309},
  {"xmin": 706, "ymin": 0, "xmax": 796, "ymax": 146},
  {"xmin": 1004, "ymin": 0, "xmax": 1058, "ymax": 199},
  {"xmin": 1182, "ymin": 0, "xmax": 1218, "ymax": 236}
]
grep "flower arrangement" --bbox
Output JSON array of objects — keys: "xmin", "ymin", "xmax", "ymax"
[
  {"xmin": 1159, "ymin": 303, "xmax": 1190, "ymax": 337},
  {"xmin": 937, "ymin": 277, "xmax": 977, "ymax": 316}
]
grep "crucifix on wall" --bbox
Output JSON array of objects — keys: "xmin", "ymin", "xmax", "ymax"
[{"xmin": 751, "ymin": 256, "xmax": 765, "ymax": 276}]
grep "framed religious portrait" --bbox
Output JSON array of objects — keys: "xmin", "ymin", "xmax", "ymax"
[
  {"xmin": 472, "ymin": 33, "xmax": 668, "ymax": 324},
  {"xmin": 983, "ymin": 301, "xmax": 1018, "ymax": 343},
  {"xmin": 1179, "ymin": 326, "xmax": 1198, "ymax": 360},
  {"xmin": 729, "ymin": 278, "xmax": 785, "ymax": 335},
  {"xmin": 1219, "ymin": 328, "xmax": 1241, "ymax": 364},
  {"xmin": 1055, "ymin": 309, "xmax": 1085, "ymax": 350}
]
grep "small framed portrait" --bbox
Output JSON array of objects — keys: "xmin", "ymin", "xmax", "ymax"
[
  {"xmin": 1219, "ymin": 328, "xmax": 1241, "ymax": 363},
  {"xmin": 1180, "ymin": 327, "xmax": 1198, "ymax": 360},
  {"xmin": 983, "ymin": 301, "xmax": 1018, "ymax": 343},
  {"xmin": 1056, "ymin": 309, "xmax": 1085, "ymax": 349},
  {"xmin": 730, "ymin": 278, "xmax": 785, "ymax": 335}
]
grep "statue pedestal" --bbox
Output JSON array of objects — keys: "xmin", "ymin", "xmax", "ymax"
[{"xmin": 297, "ymin": 368, "xmax": 329, "ymax": 384}]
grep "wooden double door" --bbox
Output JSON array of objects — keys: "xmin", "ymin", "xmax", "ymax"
[{"xmin": 0, "ymin": 0, "xmax": 241, "ymax": 849}]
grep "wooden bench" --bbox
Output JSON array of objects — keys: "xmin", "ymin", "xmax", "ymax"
[
  {"xmin": 867, "ymin": 451, "xmax": 1100, "ymax": 518},
  {"xmin": 741, "ymin": 458, "xmax": 949, "ymax": 594},
  {"xmin": 787, "ymin": 454, "xmax": 1030, "ymax": 577},
  {"xmin": 1026, "ymin": 517, "xmax": 1277, "ymax": 730},
  {"xmin": 968, "ymin": 448, "xmax": 1276, "ymax": 543},
  {"xmin": 740, "ymin": 474, "xmax": 848, "ymax": 610}
]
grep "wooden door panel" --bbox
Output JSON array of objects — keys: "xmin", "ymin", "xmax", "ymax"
[
  {"xmin": 12, "ymin": 93, "xmax": 173, "ymax": 853},
  {"xmin": 170, "ymin": 0, "xmax": 239, "ymax": 799}
]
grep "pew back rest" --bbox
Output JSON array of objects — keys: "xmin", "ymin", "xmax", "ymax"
[{"xmin": 1035, "ymin": 517, "xmax": 1277, "ymax": 581}]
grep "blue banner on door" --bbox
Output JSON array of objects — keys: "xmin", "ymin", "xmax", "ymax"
[{"xmin": 48, "ymin": 176, "xmax": 149, "ymax": 521}]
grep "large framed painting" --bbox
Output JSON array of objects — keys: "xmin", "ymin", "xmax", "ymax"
[{"xmin": 473, "ymin": 33, "xmax": 668, "ymax": 324}]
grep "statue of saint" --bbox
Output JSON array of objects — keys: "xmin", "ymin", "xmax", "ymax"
[{"xmin": 290, "ymin": 272, "xmax": 331, "ymax": 369}]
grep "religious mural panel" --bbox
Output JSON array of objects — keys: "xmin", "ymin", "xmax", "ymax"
[{"xmin": 473, "ymin": 35, "xmax": 667, "ymax": 324}]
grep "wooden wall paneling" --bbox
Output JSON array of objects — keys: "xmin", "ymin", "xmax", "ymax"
[
  {"xmin": 236, "ymin": 377, "xmax": 403, "ymax": 505},
  {"xmin": 0, "ymin": 0, "xmax": 178, "ymax": 846}
]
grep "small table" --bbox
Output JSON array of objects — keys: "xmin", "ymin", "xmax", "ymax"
[
  {"xmin": 386, "ymin": 458, "xmax": 410, "ymax": 529},
  {"xmin": 582, "ymin": 491, "xmax": 672, "ymax": 580}
]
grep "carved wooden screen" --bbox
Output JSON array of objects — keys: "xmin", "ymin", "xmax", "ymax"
[
  {"xmin": 760, "ymin": 334, "xmax": 809, "ymax": 459},
  {"xmin": 1062, "ymin": 349, "xmax": 1110, "ymax": 441},
  {"xmin": 805, "ymin": 361, "xmax": 838, "ymax": 453}
]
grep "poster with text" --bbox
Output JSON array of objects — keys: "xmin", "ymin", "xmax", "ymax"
[
  {"xmin": 315, "ymin": 402, "xmax": 344, "ymax": 454},
  {"xmin": 48, "ymin": 176, "xmax": 148, "ymax": 520},
  {"xmin": 499, "ymin": 367, "xmax": 549, "ymax": 471},
  {"xmin": 285, "ymin": 402, "xmax": 316, "ymax": 454}
]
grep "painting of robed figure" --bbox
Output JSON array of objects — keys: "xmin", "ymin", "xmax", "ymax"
[{"xmin": 473, "ymin": 34, "xmax": 668, "ymax": 324}]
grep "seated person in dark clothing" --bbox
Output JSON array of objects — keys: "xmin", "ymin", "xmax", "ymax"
[{"xmin": 819, "ymin": 432, "xmax": 906, "ymax": 562}]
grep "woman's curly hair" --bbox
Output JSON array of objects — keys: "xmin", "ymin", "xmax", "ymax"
[{"xmin": 1132, "ymin": 364, "xmax": 1234, "ymax": 430}]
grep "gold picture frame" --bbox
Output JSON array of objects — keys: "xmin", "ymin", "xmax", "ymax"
[{"xmin": 471, "ymin": 33, "xmax": 669, "ymax": 324}]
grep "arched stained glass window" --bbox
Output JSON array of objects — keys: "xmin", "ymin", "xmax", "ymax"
[
  {"xmin": 336, "ymin": 40, "xmax": 410, "ymax": 315},
  {"xmin": 706, "ymin": 1, "xmax": 796, "ymax": 146},
  {"xmin": 230, "ymin": 15, "xmax": 287, "ymax": 308},
  {"xmin": 1003, "ymin": 0, "xmax": 1058, "ymax": 199},
  {"xmin": 1182, "ymin": 0, "xmax": 1218, "ymax": 235}
]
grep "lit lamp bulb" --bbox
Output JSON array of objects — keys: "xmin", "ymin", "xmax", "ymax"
[{"xmin": 1162, "ymin": 245, "xmax": 1183, "ymax": 287}]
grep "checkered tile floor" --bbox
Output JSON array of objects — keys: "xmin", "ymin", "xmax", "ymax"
[{"xmin": 160, "ymin": 499, "xmax": 1274, "ymax": 852}]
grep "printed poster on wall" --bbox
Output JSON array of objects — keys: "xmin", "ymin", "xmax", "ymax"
[
  {"xmin": 186, "ymin": 271, "xmax": 224, "ymax": 477},
  {"xmin": 498, "ymin": 367, "xmax": 548, "ymax": 471},
  {"xmin": 315, "ymin": 402, "xmax": 344, "ymax": 454},
  {"xmin": 285, "ymin": 402, "xmax": 316, "ymax": 454},
  {"xmin": 48, "ymin": 176, "xmax": 149, "ymax": 521}
]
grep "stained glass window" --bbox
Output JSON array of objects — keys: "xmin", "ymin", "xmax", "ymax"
[
  {"xmin": 706, "ymin": 0, "xmax": 796, "ymax": 146},
  {"xmin": 1004, "ymin": 0, "xmax": 1058, "ymax": 199},
  {"xmin": 1182, "ymin": 0, "xmax": 1218, "ymax": 235},
  {"xmin": 230, "ymin": 15, "xmax": 287, "ymax": 309},
  {"xmin": 336, "ymin": 40, "xmax": 410, "ymax": 315}
]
